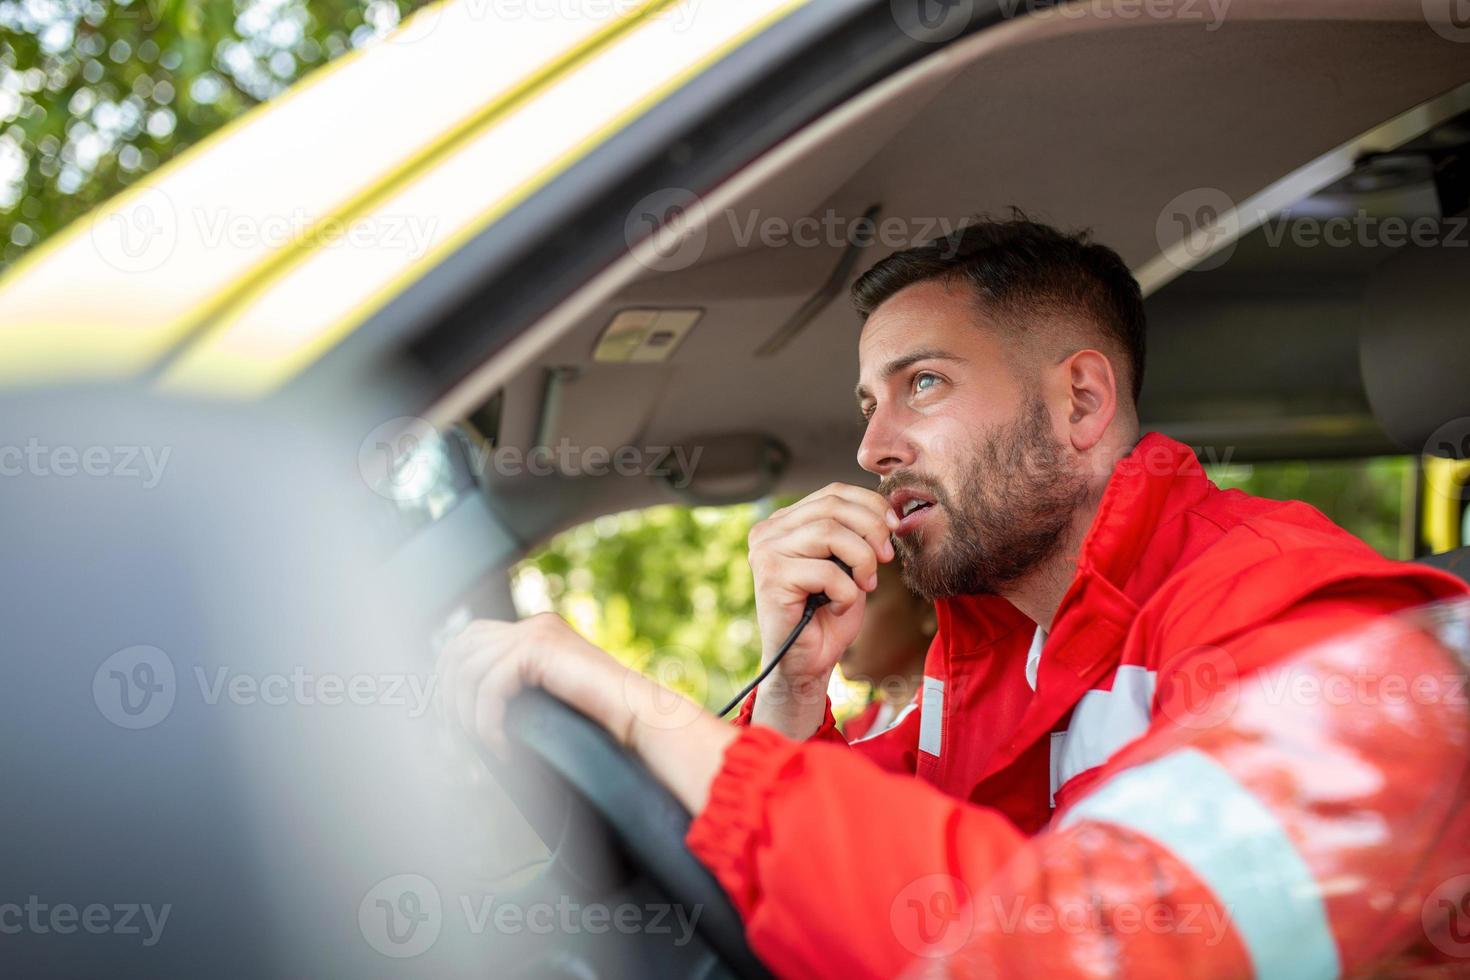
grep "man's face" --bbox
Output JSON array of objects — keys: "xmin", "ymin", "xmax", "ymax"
[{"xmin": 855, "ymin": 280, "xmax": 1090, "ymax": 599}]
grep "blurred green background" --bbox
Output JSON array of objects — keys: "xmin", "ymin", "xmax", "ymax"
[{"xmin": 1, "ymin": 1, "xmax": 1417, "ymax": 712}]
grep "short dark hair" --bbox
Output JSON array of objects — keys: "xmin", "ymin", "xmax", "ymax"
[{"xmin": 851, "ymin": 214, "xmax": 1146, "ymax": 403}]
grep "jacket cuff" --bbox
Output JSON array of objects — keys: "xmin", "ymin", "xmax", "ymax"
[
  {"xmin": 685, "ymin": 725, "xmax": 803, "ymax": 918},
  {"xmin": 732, "ymin": 690, "xmax": 842, "ymax": 741}
]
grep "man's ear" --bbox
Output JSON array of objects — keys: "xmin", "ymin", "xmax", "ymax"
[{"xmin": 1061, "ymin": 349, "xmax": 1118, "ymax": 452}]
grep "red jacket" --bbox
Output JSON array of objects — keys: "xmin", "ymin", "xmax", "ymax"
[
  {"xmin": 840, "ymin": 697, "xmax": 912, "ymax": 742},
  {"xmin": 686, "ymin": 433, "xmax": 1470, "ymax": 978},
  {"xmin": 839, "ymin": 699, "xmax": 884, "ymax": 742}
]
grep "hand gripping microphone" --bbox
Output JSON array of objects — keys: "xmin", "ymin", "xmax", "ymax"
[{"xmin": 717, "ymin": 557, "xmax": 854, "ymax": 718}]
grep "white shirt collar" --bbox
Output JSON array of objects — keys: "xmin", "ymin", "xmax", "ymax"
[{"xmin": 1025, "ymin": 626, "xmax": 1047, "ymax": 691}]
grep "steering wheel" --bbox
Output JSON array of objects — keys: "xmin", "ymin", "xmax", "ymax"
[{"xmin": 488, "ymin": 689, "xmax": 773, "ymax": 979}]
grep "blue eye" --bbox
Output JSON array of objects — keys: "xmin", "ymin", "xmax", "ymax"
[{"xmin": 914, "ymin": 372, "xmax": 940, "ymax": 394}]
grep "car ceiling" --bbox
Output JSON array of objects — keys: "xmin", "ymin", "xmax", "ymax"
[{"xmin": 465, "ymin": 0, "xmax": 1470, "ymax": 545}]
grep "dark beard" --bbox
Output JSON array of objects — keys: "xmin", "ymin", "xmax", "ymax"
[{"xmin": 882, "ymin": 396, "xmax": 1091, "ymax": 600}]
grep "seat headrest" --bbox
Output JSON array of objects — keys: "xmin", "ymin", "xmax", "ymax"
[{"xmin": 1360, "ymin": 243, "xmax": 1470, "ymax": 458}]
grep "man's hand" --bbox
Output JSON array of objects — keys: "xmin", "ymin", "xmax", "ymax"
[
  {"xmin": 746, "ymin": 483, "xmax": 898, "ymax": 738},
  {"xmin": 436, "ymin": 612, "xmax": 736, "ymax": 813},
  {"xmin": 438, "ymin": 613, "xmax": 639, "ymax": 757}
]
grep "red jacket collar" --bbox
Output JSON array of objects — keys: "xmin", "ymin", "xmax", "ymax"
[
  {"xmin": 1074, "ymin": 432, "xmax": 1211, "ymax": 593},
  {"xmin": 931, "ymin": 433, "xmax": 1206, "ymax": 633}
]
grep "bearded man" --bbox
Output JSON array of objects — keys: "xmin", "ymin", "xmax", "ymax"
[{"xmin": 439, "ymin": 218, "xmax": 1470, "ymax": 978}]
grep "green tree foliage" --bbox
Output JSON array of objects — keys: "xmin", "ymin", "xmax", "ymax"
[
  {"xmin": 0, "ymin": 0, "xmax": 430, "ymax": 269},
  {"xmin": 514, "ymin": 503, "xmax": 775, "ymax": 713},
  {"xmin": 1206, "ymin": 456, "xmax": 1411, "ymax": 559}
]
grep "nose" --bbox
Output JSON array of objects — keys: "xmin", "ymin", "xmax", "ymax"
[{"xmin": 857, "ymin": 407, "xmax": 915, "ymax": 476}]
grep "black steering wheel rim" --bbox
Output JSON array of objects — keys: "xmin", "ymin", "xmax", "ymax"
[{"xmin": 496, "ymin": 689, "xmax": 772, "ymax": 980}]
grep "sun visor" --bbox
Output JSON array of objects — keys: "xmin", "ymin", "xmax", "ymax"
[{"xmin": 661, "ymin": 433, "xmax": 789, "ymax": 506}]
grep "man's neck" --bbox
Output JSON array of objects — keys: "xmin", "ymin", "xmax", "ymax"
[
  {"xmin": 1001, "ymin": 516, "xmax": 1092, "ymax": 631},
  {"xmin": 1001, "ymin": 451, "xmax": 1123, "ymax": 631}
]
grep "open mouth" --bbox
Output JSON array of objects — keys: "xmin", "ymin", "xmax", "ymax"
[{"xmin": 888, "ymin": 489, "xmax": 937, "ymax": 533}]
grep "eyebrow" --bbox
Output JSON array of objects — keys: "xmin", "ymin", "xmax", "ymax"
[{"xmin": 854, "ymin": 347, "xmax": 967, "ymax": 403}]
